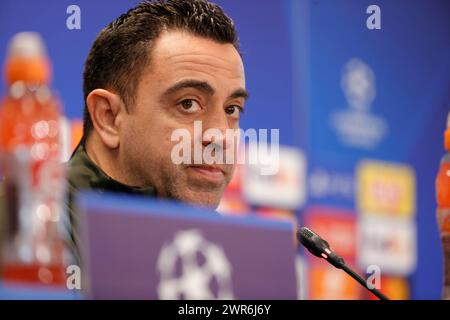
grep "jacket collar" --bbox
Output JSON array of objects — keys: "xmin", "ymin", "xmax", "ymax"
[{"xmin": 68, "ymin": 143, "xmax": 156, "ymax": 196}]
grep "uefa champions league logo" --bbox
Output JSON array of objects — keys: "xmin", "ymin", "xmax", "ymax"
[
  {"xmin": 341, "ymin": 58, "xmax": 376, "ymax": 112},
  {"xmin": 330, "ymin": 58, "xmax": 388, "ymax": 150},
  {"xmin": 156, "ymin": 229, "xmax": 234, "ymax": 300}
]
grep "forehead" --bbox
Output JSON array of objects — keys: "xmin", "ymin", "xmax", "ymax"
[{"xmin": 149, "ymin": 30, "xmax": 245, "ymax": 88}]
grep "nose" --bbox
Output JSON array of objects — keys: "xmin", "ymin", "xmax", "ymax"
[{"xmin": 201, "ymin": 106, "xmax": 238, "ymax": 155}]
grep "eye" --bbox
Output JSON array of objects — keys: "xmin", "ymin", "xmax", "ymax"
[
  {"xmin": 225, "ymin": 105, "xmax": 243, "ymax": 118},
  {"xmin": 178, "ymin": 99, "xmax": 201, "ymax": 113}
]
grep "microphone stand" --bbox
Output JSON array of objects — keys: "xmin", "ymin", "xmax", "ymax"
[
  {"xmin": 339, "ymin": 262, "xmax": 389, "ymax": 300},
  {"xmin": 297, "ymin": 226, "xmax": 390, "ymax": 300}
]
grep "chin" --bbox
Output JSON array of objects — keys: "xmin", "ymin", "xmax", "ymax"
[{"xmin": 181, "ymin": 191, "xmax": 223, "ymax": 209}]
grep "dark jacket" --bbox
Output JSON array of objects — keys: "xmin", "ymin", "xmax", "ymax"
[{"xmin": 65, "ymin": 143, "xmax": 157, "ymax": 265}]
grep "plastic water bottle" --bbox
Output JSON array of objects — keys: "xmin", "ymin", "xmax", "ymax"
[
  {"xmin": 436, "ymin": 111, "xmax": 450, "ymax": 299},
  {"xmin": 0, "ymin": 32, "xmax": 67, "ymax": 286}
]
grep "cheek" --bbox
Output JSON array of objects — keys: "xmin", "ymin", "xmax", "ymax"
[
  {"xmin": 127, "ymin": 101, "xmax": 197, "ymax": 167},
  {"xmin": 120, "ymin": 119, "xmax": 143, "ymax": 161},
  {"xmin": 132, "ymin": 116, "xmax": 181, "ymax": 164},
  {"xmin": 121, "ymin": 115, "xmax": 151, "ymax": 156}
]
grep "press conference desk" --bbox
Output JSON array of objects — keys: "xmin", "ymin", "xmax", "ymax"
[{"xmin": 0, "ymin": 282, "xmax": 81, "ymax": 300}]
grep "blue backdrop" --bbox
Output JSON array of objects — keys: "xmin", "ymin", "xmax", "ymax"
[{"xmin": 1, "ymin": 0, "xmax": 449, "ymax": 299}]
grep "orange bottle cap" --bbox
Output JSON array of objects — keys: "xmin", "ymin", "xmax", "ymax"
[
  {"xmin": 5, "ymin": 56, "xmax": 50, "ymax": 85},
  {"xmin": 3, "ymin": 32, "xmax": 51, "ymax": 85}
]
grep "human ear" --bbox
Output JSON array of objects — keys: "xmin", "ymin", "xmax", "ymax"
[{"xmin": 86, "ymin": 89, "xmax": 124, "ymax": 149}]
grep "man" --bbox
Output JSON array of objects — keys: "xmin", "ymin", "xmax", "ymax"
[{"xmin": 66, "ymin": 0, "xmax": 247, "ymax": 261}]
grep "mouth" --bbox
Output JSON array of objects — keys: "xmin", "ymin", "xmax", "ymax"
[{"xmin": 186, "ymin": 165, "xmax": 226, "ymax": 185}]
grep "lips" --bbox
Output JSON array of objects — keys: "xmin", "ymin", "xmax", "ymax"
[{"xmin": 187, "ymin": 165, "xmax": 226, "ymax": 184}]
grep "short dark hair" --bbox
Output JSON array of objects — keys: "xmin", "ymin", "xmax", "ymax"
[{"xmin": 82, "ymin": 0, "xmax": 240, "ymax": 138}]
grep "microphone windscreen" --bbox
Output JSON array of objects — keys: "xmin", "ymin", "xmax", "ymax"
[{"xmin": 297, "ymin": 227, "xmax": 323, "ymax": 258}]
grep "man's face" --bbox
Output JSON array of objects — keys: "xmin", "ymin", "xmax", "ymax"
[{"xmin": 119, "ymin": 30, "xmax": 246, "ymax": 207}]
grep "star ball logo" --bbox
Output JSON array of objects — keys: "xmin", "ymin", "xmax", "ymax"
[
  {"xmin": 330, "ymin": 58, "xmax": 388, "ymax": 150},
  {"xmin": 156, "ymin": 229, "xmax": 234, "ymax": 300}
]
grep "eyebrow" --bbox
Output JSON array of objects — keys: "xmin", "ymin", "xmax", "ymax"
[
  {"xmin": 228, "ymin": 88, "xmax": 249, "ymax": 101},
  {"xmin": 162, "ymin": 79, "xmax": 249, "ymax": 101}
]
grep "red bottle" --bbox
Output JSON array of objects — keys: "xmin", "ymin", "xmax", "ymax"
[
  {"xmin": 0, "ymin": 32, "xmax": 67, "ymax": 286},
  {"xmin": 436, "ymin": 111, "xmax": 450, "ymax": 299}
]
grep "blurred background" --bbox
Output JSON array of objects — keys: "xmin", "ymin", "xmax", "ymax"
[{"xmin": 0, "ymin": 0, "xmax": 449, "ymax": 299}]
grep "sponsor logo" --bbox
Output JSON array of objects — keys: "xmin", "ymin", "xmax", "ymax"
[
  {"xmin": 242, "ymin": 144, "xmax": 306, "ymax": 209},
  {"xmin": 358, "ymin": 215, "xmax": 417, "ymax": 275},
  {"xmin": 304, "ymin": 207, "xmax": 356, "ymax": 261},
  {"xmin": 308, "ymin": 168, "xmax": 354, "ymax": 201},
  {"xmin": 308, "ymin": 262, "xmax": 362, "ymax": 300},
  {"xmin": 357, "ymin": 160, "xmax": 416, "ymax": 217}
]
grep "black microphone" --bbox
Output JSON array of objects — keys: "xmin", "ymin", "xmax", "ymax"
[{"xmin": 297, "ymin": 226, "xmax": 390, "ymax": 300}]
